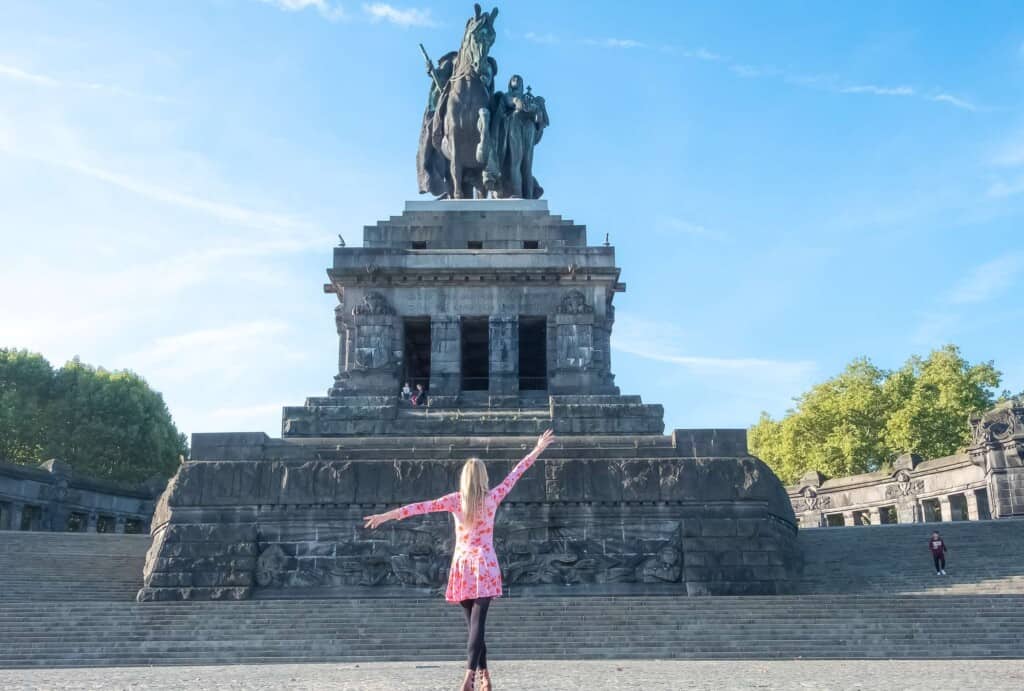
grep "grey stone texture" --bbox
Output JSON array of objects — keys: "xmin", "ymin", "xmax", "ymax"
[
  {"xmin": 139, "ymin": 200, "xmax": 800, "ymax": 602},
  {"xmin": 0, "ymin": 458, "xmax": 160, "ymax": 534},
  {"xmin": 788, "ymin": 398, "xmax": 1024, "ymax": 528}
]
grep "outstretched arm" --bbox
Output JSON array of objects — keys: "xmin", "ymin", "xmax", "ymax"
[
  {"xmin": 491, "ymin": 429, "xmax": 555, "ymax": 504},
  {"xmin": 363, "ymin": 492, "xmax": 459, "ymax": 529}
]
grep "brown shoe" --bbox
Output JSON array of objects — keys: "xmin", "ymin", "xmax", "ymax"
[
  {"xmin": 460, "ymin": 669, "xmax": 476, "ymax": 691},
  {"xmin": 477, "ymin": 669, "xmax": 492, "ymax": 691}
]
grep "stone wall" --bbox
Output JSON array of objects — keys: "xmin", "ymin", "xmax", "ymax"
[
  {"xmin": 138, "ymin": 432, "xmax": 799, "ymax": 601},
  {"xmin": 0, "ymin": 458, "xmax": 161, "ymax": 533},
  {"xmin": 788, "ymin": 399, "xmax": 1024, "ymax": 527}
]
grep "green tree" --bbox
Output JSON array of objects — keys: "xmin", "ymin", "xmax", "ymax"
[
  {"xmin": 750, "ymin": 346, "xmax": 1001, "ymax": 485},
  {"xmin": 0, "ymin": 350, "xmax": 187, "ymax": 484},
  {"xmin": 883, "ymin": 346, "xmax": 1000, "ymax": 461},
  {"xmin": 0, "ymin": 349, "xmax": 53, "ymax": 464}
]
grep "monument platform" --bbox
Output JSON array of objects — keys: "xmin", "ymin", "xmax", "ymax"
[{"xmin": 137, "ymin": 200, "xmax": 801, "ymax": 601}]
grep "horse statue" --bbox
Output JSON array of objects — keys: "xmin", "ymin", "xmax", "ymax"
[{"xmin": 430, "ymin": 4, "xmax": 499, "ymax": 199}]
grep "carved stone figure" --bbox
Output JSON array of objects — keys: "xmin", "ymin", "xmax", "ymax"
[
  {"xmin": 969, "ymin": 398, "xmax": 1023, "ymax": 447},
  {"xmin": 558, "ymin": 290, "xmax": 592, "ymax": 315},
  {"xmin": 352, "ymin": 292, "xmax": 395, "ymax": 316},
  {"xmin": 490, "ymin": 75, "xmax": 548, "ymax": 199},
  {"xmin": 417, "ymin": 49, "xmax": 458, "ymax": 197},
  {"xmin": 418, "ymin": 5, "xmax": 550, "ymax": 199},
  {"xmin": 429, "ymin": 4, "xmax": 499, "ymax": 199}
]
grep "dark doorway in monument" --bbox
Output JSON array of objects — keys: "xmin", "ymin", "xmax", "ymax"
[
  {"xmin": 20, "ymin": 505, "xmax": 41, "ymax": 531},
  {"xmin": 879, "ymin": 505, "xmax": 898, "ymax": 524},
  {"xmin": 974, "ymin": 489, "xmax": 991, "ymax": 520},
  {"xmin": 852, "ymin": 510, "xmax": 871, "ymax": 526},
  {"xmin": 96, "ymin": 515, "xmax": 116, "ymax": 533},
  {"xmin": 66, "ymin": 512, "xmax": 88, "ymax": 532},
  {"xmin": 518, "ymin": 316, "xmax": 548, "ymax": 391},
  {"xmin": 461, "ymin": 317, "xmax": 489, "ymax": 391},
  {"xmin": 922, "ymin": 498, "xmax": 942, "ymax": 522},
  {"xmin": 403, "ymin": 318, "xmax": 432, "ymax": 392},
  {"xmin": 948, "ymin": 493, "xmax": 969, "ymax": 521},
  {"xmin": 125, "ymin": 518, "xmax": 145, "ymax": 534},
  {"xmin": 826, "ymin": 513, "xmax": 845, "ymax": 527},
  {"xmin": 0, "ymin": 501, "xmax": 9, "ymax": 530}
]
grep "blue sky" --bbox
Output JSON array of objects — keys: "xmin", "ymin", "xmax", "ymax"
[{"xmin": 1, "ymin": 0, "xmax": 1022, "ymax": 438}]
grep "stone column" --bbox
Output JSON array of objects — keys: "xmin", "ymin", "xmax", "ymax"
[
  {"xmin": 868, "ymin": 507, "xmax": 882, "ymax": 525},
  {"xmin": 11, "ymin": 503, "xmax": 24, "ymax": 531},
  {"xmin": 488, "ymin": 314, "xmax": 518, "ymax": 405},
  {"xmin": 87, "ymin": 512, "xmax": 98, "ymax": 533},
  {"xmin": 842, "ymin": 511, "xmax": 855, "ymax": 527},
  {"xmin": 115, "ymin": 516, "xmax": 127, "ymax": 534},
  {"xmin": 896, "ymin": 500, "xmax": 920, "ymax": 524},
  {"xmin": 938, "ymin": 496, "xmax": 952, "ymax": 522},
  {"xmin": 965, "ymin": 491, "xmax": 980, "ymax": 520},
  {"xmin": 428, "ymin": 316, "xmax": 461, "ymax": 407}
]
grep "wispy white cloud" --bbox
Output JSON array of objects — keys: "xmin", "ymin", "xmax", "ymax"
[
  {"xmin": 583, "ymin": 37, "xmax": 646, "ymax": 49},
  {"xmin": 928, "ymin": 93, "xmax": 977, "ymax": 111},
  {"xmin": 612, "ymin": 315, "xmax": 816, "ymax": 381},
  {"xmin": 838, "ymin": 83, "xmax": 915, "ymax": 97},
  {"xmin": 987, "ymin": 176, "xmax": 1024, "ymax": 198},
  {"xmin": 258, "ymin": 0, "xmax": 347, "ymax": 21},
  {"xmin": 524, "ymin": 31, "xmax": 559, "ymax": 45},
  {"xmin": 682, "ymin": 48, "xmax": 722, "ymax": 62},
  {"xmin": 655, "ymin": 216, "xmax": 726, "ymax": 240},
  {"xmin": 991, "ymin": 133, "xmax": 1024, "ymax": 168},
  {"xmin": 122, "ymin": 321, "xmax": 307, "ymax": 383},
  {"xmin": 949, "ymin": 253, "xmax": 1024, "ymax": 304},
  {"xmin": 0, "ymin": 63, "xmax": 61, "ymax": 87},
  {"xmin": 361, "ymin": 3, "xmax": 437, "ymax": 27},
  {"xmin": 0, "ymin": 62, "xmax": 165, "ymax": 101},
  {"xmin": 0, "ymin": 141, "xmax": 319, "ymax": 237}
]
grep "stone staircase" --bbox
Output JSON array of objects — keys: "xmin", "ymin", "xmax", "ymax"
[
  {"xmin": 0, "ymin": 595, "xmax": 1022, "ymax": 667},
  {"xmin": 0, "ymin": 532, "xmax": 148, "ymax": 603},
  {"xmin": 798, "ymin": 520, "xmax": 1024, "ymax": 595},
  {"xmin": 1, "ymin": 521, "xmax": 1024, "ymax": 667}
]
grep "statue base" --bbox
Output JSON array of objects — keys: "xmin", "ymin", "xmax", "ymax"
[{"xmin": 137, "ymin": 430, "xmax": 799, "ymax": 602}]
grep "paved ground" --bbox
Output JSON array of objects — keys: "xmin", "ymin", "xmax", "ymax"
[{"xmin": 1, "ymin": 660, "xmax": 1024, "ymax": 690}]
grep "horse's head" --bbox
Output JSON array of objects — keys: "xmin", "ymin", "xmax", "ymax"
[{"xmin": 455, "ymin": 4, "xmax": 498, "ymax": 77}]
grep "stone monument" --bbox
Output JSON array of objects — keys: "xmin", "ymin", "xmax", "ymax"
[{"xmin": 137, "ymin": 6, "xmax": 799, "ymax": 603}]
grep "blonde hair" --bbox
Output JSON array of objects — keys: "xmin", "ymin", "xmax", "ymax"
[{"xmin": 460, "ymin": 458, "xmax": 489, "ymax": 524}]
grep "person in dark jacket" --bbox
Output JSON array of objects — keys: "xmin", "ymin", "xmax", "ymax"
[{"xmin": 929, "ymin": 531, "xmax": 948, "ymax": 575}]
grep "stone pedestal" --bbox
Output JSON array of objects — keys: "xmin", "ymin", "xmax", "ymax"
[{"xmin": 138, "ymin": 432, "xmax": 799, "ymax": 602}]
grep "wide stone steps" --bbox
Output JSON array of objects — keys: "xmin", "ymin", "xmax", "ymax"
[
  {"xmin": 797, "ymin": 519, "xmax": 1024, "ymax": 594},
  {"xmin": 0, "ymin": 532, "xmax": 147, "ymax": 603},
  {"xmin": 0, "ymin": 596, "xmax": 1022, "ymax": 666}
]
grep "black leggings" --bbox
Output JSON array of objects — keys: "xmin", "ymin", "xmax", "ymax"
[
  {"xmin": 460, "ymin": 597, "xmax": 491, "ymax": 670},
  {"xmin": 933, "ymin": 554, "xmax": 946, "ymax": 571}
]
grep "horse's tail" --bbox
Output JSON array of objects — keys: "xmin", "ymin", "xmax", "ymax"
[{"xmin": 475, "ymin": 107, "xmax": 490, "ymax": 165}]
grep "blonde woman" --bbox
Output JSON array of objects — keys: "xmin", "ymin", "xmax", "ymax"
[{"xmin": 364, "ymin": 429, "xmax": 556, "ymax": 691}]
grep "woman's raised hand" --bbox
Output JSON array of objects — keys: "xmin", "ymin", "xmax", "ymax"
[
  {"xmin": 534, "ymin": 429, "xmax": 556, "ymax": 455},
  {"xmin": 363, "ymin": 511, "xmax": 395, "ymax": 530}
]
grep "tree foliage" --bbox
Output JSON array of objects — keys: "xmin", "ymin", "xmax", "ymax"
[
  {"xmin": 749, "ymin": 345, "xmax": 1001, "ymax": 485},
  {"xmin": 0, "ymin": 349, "xmax": 187, "ymax": 484}
]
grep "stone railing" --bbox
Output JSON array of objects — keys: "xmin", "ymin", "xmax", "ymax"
[{"xmin": 0, "ymin": 458, "xmax": 164, "ymax": 533}]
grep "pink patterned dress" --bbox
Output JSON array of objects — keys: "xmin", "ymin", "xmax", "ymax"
[{"xmin": 397, "ymin": 449, "xmax": 540, "ymax": 603}]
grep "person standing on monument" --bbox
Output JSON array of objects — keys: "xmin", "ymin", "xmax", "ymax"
[
  {"xmin": 929, "ymin": 530, "xmax": 948, "ymax": 575},
  {"xmin": 363, "ymin": 429, "xmax": 556, "ymax": 691}
]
